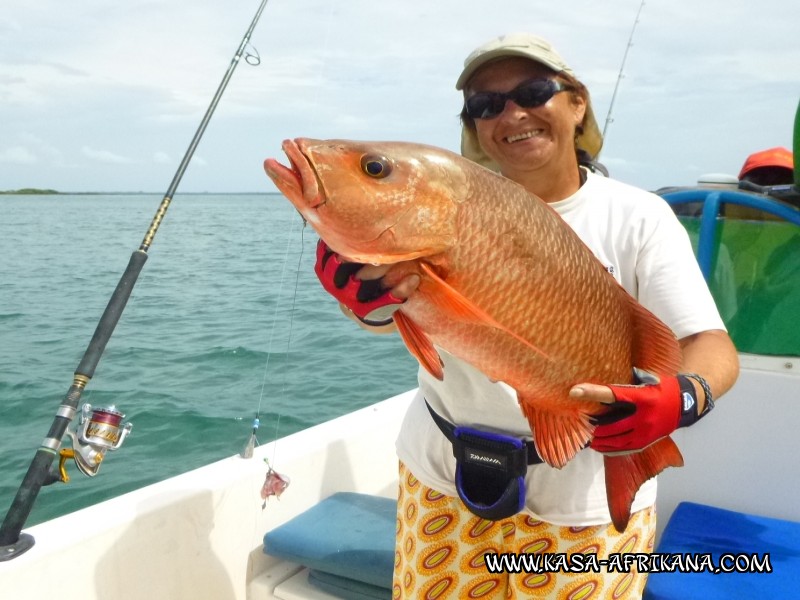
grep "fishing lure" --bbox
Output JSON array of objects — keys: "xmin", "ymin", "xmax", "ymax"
[{"xmin": 261, "ymin": 459, "xmax": 290, "ymax": 508}]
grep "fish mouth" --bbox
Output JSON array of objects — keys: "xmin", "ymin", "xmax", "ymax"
[{"xmin": 263, "ymin": 139, "xmax": 324, "ymax": 210}]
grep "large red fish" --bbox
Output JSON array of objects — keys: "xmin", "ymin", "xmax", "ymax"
[{"xmin": 264, "ymin": 139, "xmax": 684, "ymax": 531}]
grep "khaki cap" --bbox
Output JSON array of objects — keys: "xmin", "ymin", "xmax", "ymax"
[{"xmin": 456, "ymin": 33, "xmax": 603, "ymax": 164}]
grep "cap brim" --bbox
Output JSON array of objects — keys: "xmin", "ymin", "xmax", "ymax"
[{"xmin": 456, "ymin": 49, "xmax": 568, "ymax": 90}]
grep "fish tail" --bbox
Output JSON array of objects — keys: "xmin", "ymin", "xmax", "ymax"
[{"xmin": 603, "ymin": 437, "xmax": 684, "ymax": 532}]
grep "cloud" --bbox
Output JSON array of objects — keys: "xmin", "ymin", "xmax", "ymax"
[
  {"xmin": 81, "ymin": 146, "xmax": 134, "ymax": 164},
  {"xmin": 0, "ymin": 60, "xmax": 90, "ymax": 107},
  {"xmin": 2, "ymin": 0, "xmax": 797, "ymax": 192},
  {"xmin": 0, "ymin": 146, "xmax": 37, "ymax": 164},
  {"xmin": 598, "ymin": 156, "xmax": 634, "ymax": 171}
]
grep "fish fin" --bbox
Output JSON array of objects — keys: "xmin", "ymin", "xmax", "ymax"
[
  {"xmin": 521, "ymin": 397, "xmax": 594, "ymax": 469},
  {"xmin": 419, "ymin": 263, "xmax": 552, "ymax": 363},
  {"xmin": 394, "ymin": 311, "xmax": 444, "ymax": 380},
  {"xmin": 620, "ymin": 290, "xmax": 683, "ymax": 377},
  {"xmin": 603, "ymin": 437, "xmax": 685, "ymax": 532}
]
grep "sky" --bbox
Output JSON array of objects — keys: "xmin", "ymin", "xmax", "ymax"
[{"xmin": 1, "ymin": 0, "xmax": 799, "ymax": 193}]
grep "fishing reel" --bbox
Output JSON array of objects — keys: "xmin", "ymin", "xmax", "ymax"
[{"xmin": 58, "ymin": 404, "xmax": 132, "ymax": 481}]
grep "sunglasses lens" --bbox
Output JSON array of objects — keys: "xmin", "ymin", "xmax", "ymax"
[
  {"xmin": 465, "ymin": 93, "xmax": 502, "ymax": 120},
  {"xmin": 464, "ymin": 79, "xmax": 562, "ymax": 120},
  {"xmin": 514, "ymin": 80, "xmax": 556, "ymax": 108}
]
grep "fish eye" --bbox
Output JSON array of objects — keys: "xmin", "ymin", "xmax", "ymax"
[{"xmin": 360, "ymin": 154, "xmax": 392, "ymax": 179}]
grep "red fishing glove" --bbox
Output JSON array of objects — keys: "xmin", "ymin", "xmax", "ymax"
[
  {"xmin": 314, "ymin": 239, "xmax": 404, "ymax": 326},
  {"xmin": 590, "ymin": 369, "xmax": 714, "ymax": 453}
]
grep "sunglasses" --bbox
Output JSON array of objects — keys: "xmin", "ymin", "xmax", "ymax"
[{"xmin": 464, "ymin": 79, "xmax": 570, "ymax": 120}]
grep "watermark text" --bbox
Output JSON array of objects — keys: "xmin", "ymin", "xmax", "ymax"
[{"xmin": 483, "ymin": 552, "xmax": 773, "ymax": 575}]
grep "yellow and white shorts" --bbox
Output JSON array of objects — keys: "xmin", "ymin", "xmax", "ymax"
[{"xmin": 393, "ymin": 462, "xmax": 655, "ymax": 600}]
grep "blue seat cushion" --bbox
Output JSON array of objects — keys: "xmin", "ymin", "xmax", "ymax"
[
  {"xmin": 308, "ymin": 569, "xmax": 391, "ymax": 600},
  {"xmin": 263, "ymin": 492, "xmax": 395, "ymax": 593},
  {"xmin": 644, "ymin": 502, "xmax": 800, "ymax": 599}
]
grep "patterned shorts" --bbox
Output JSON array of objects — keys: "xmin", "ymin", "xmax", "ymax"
[{"xmin": 393, "ymin": 462, "xmax": 655, "ymax": 600}]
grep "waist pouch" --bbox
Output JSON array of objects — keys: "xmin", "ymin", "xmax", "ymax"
[{"xmin": 426, "ymin": 401, "xmax": 544, "ymax": 521}]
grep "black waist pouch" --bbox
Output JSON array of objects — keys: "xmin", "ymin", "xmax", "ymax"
[{"xmin": 426, "ymin": 401, "xmax": 544, "ymax": 521}]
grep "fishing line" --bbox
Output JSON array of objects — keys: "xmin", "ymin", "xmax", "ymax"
[
  {"xmin": 270, "ymin": 223, "xmax": 308, "ymax": 467},
  {"xmin": 252, "ymin": 0, "xmax": 336, "ymax": 458},
  {"xmin": 243, "ymin": 213, "xmax": 301, "ymax": 457},
  {"xmin": 255, "ymin": 218, "xmax": 301, "ymax": 411}
]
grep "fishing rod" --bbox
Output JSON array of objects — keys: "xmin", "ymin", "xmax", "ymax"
[
  {"xmin": 601, "ymin": 0, "xmax": 646, "ymax": 150},
  {"xmin": 0, "ymin": 0, "xmax": 271, "ymax": 561}
]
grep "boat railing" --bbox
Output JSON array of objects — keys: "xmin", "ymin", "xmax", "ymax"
[{"xmin": 660, "ymin": 187, "xmax": 800, "ymax": 358}]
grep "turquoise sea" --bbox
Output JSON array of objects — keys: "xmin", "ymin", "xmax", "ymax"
[{"xmin": 0, "ymin": 193, "xmax": 419, "ymax": 527}]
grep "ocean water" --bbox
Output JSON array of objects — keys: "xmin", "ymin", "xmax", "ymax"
[{"xmin": 0, "ymin": 194, "xmax": 418, "ymax": 527}]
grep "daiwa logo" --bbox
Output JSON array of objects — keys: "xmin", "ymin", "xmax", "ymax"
[
  {"xmin": 682, "ymin": 391, "xmax": 695, "ymax": 413},
  {"xmin": 468, "ymin": 452, "xmax": 503, "ymax": 466}
]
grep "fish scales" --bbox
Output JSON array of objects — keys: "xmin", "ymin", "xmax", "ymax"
[
  {"xmin": 264, "ymin": 139, "xmax": 684, "ymax": 531},
  {"xmin": 405, "ymin": 161, "xmax": 633, "ymax": 403}
]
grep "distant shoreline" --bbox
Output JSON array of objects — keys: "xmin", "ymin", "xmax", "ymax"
[
  {"xmin": 1, "ymin": 188, "xmax": 59, "ymax": 195},
  {"xmin": 1, "ymin": 189, "xmax": 274, "ymax": 195}
]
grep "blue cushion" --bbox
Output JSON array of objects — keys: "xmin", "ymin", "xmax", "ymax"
[
  {"xmin": 308, "ymin": 569, "xmax": 391, "ymax": 600},
  {"xmin": 263, "ymin": 492, "xmax": 396, "ymax": 591},
  {"xmin": 644, "ymin": 502, "xmax": 800, "ymax": 599}
]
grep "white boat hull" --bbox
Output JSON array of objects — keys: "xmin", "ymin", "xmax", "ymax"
[{"xmin": 0, "ymin": 391, "xmax": 413, "ymax": 600}]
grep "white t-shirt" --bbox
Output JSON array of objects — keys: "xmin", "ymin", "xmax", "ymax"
[{"xmin": 395, "ymin": 171, "xmax": 725, "ymax": 526}]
